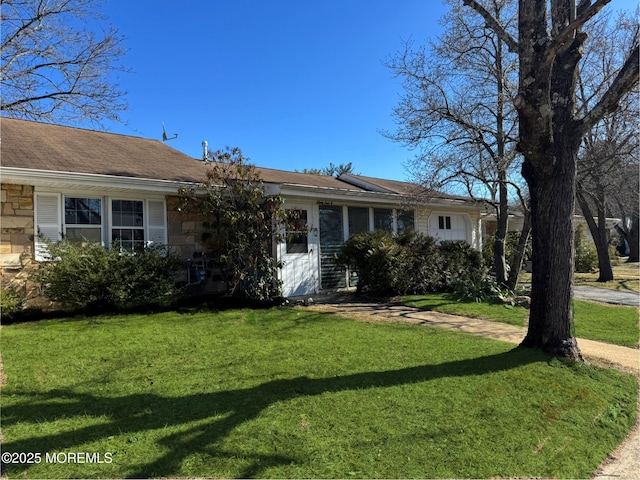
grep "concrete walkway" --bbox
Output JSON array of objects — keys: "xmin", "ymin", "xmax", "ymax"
[{"xmin": 305, "ymin": 291, "xmax": 639, "ymax": 480}]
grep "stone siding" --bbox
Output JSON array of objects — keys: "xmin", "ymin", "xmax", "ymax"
[
  {"xmin": 1, "ymin": 184, "xmax": 35, "ymax": 259},
  {"xmin": 1, "ymin": 183, "xmax": 40, "ymax": 303},
  {"xmin": 166, "ymin": 195, "xmax": 225, "ymax": 292}
]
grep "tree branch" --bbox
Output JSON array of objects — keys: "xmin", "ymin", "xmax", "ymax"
[
  {"xmin": 549, "ymin": 0, "xmax": 612, "ymax": 59},
  {"xmin": 462, "ymin": 0, "xmax": 519, "ymax": 53},
  {"xmin": 579, "ymin": 44, "xmax": 640, "ymax": 136}
]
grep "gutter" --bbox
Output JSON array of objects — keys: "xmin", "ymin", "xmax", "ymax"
[{"xmin": 0, "ymin": 166, "xmax": 194, "ymax": 194}]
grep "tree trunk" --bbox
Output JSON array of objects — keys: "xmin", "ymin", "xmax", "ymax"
[
  {"xmin": 493, "ymin": 176, "xmax": 509, "ymax": 287},
  {"xmin": 465, "ymin": 0, "xmax": 638, "ymax": 361},
  {"xmin": 521, "ymin": 149, "xmax": 583, "ymax": 360},
  {"xmin": 516, "ymin": 0, "xmax": 585, "ymax": 360},
  {"xmin": 506, "ymin": 208, "xmax": 531, "ymax": 291},
  {"xmin": 576, "ymin": 188, "xmax": 614, "ymax": 281}
]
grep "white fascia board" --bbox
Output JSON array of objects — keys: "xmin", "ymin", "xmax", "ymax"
[{"xmin": 0, "ymin": 167, "xmax": 193, "ymax": 194}]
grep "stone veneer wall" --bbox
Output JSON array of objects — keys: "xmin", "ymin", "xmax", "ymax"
[
  {"xmin": 1, "ymin": 184, "xmax": 38, "ymax": 300},
  {"xmin": 1, "ymin": 184, "xmax": 35, "ymax": 264},
  {"xmin": 166, "ymin": 195, "xmax": 208, "ymax": 260},
  {"xmin": 166, "ymin": 195, "xmax": 225, "ymax": 292}
]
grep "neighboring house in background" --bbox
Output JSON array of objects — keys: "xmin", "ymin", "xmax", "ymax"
[{"xmin": 0, "ymin": 118, "xmax": 485, "ymax": 298}]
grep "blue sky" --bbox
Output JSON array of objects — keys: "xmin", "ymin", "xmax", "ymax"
[
  {"xmin": 99, "ymin": 0, "xmax": 637, "ymax": 182},
  {"xmin": 99, "ymin": 0, "xmax": 446, "ymax": 181}
]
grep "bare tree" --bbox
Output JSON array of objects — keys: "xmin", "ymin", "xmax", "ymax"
[
  {"xmin": 298, "ymin": 162, "xmax": 359, "ymax": 176},
  {"xmin": 612, "ymin": 163, "xmax": 640, "ymax": 262},
  {"xmin": 464, "ymin": 0, "xmax": 639, "ymax": 359},
  {"xmin": 1, "ymin": 0, "xmax": 127, "ymax": 125},
  {"xmin": 576, "ymin": 9, "xmax": 639, "ymax": 274},
  {"xmin": 386, "ymin": 0, "xmax": 531, "ymax": 289}
]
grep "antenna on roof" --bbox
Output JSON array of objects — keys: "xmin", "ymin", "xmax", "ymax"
[{"xmin": 162, "ymin": 122, "xmax": 178, "ymax": 142}]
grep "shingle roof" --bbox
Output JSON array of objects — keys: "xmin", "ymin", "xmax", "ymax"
[
  {"xmin": 0, "ymin": 118, "xmax": 476, "ymax": 204},
  {"xmin": 0, "ymin": 117, "xmax": 208, "ymax": 182},
  {"xmin": 0, "ymin": 118, "xmax": 365, "ymax": 191},
  {"xmin": 338, "ymin": 173, "xmax": 474, "ymax": 202}
]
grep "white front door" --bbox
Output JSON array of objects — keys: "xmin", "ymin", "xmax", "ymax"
[{"xmin": 279, "ymin": 205, "xmax": 319, "ymax": 297}]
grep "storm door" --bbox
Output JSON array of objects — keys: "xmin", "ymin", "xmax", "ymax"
[
  {"xmin": 279, "ymin": 206, "xmax": 319, "ymax": 297},
  {"xmin": 319, "ymin": 205, "xmax": 346, "ymax": 289}
]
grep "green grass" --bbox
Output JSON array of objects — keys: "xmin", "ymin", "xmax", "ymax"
[
  {"xmin": 1, "ymin": 308, "xmax": 637, "ymax": 478},
  {"xmin": 518, "ymin": 262, "xmax": 640, "ymax": 293},
  {"xmin": 403, "ymin": 293, "xmax": 640, "ymax": 348}
]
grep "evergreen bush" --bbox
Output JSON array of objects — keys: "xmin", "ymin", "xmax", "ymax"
[
  {"xmin": 438, "ymin": 240, "xmax": 485, "ymax": 290},
  {"xmin": 0, "ymin": 287, "xmax": 24, "ymax": 318},
  {"xmin": 34, "ymin": 240, "xmax": 183, "ymax": 310},
  {"xmin": 337, "ymin": 231, "xmax": 485, "ymax": 296},
  {"xmin": 336, "ymin": 230, "xmax": 404, "ymax": 295}
]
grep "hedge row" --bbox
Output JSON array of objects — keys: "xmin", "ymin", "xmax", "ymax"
[{"xmin": 336, "ymin": 230, "xmax": 485, "ymax": 296}]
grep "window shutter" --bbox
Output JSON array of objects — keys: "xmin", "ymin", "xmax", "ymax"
[
  {"xmin": 35, "ymin": 193, "xmax": 61, "ymax": 261},
  {"xmin": 146, "ymin": 200, "xmax": 167, "ymax": 246}
]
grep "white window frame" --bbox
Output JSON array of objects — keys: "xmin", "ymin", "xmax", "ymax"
[
  {"xmin": 63, "ymin": 195, "xmax": 104, "ymax": 245},
  {"xmin": 34, "ymin": 190, "xmax": 167, "ymax": 260}
]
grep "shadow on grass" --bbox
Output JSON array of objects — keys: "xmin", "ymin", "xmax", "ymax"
[{"xmin": 2, "ymin": 347, "xmax": 546, "ymax": 478}]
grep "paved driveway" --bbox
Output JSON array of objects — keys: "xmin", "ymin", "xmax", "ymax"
[{"xmin": 575, "ymin": 286, "xmax": 639, "ymax": 306}]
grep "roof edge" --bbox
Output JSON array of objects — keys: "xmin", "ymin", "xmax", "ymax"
[{"xmin": 0, "ymin": 166, "xmax": 193, "ymax": 194}]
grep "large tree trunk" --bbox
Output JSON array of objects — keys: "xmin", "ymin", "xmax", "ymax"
[
  {"xmin": 576, "ymin": 188, "xmax": 614, "ymax": 281},
  {"xmin": 520, "ymin": 142, "xmax": 583, "ymax": 360},
  {"xmin": 515, "ymin": 0, "xmax": 585, "ymax": 360}
]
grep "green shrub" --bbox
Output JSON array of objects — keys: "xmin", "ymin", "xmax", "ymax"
[
  {"xmin": 574, "ymin": 225, "xmax": 598, "ymax": 273},
  {"xmin": 454, "ymin": 277, "xmax": 508, "ymax": 303},
  {"xmin": 0, "ymin": 287, "xmax": 24, "ymax": 318},
  {"xmin": 337, "ymin": 231, "xmax": 486, "ymax": 296},
  {"xmin": 178, "ymin": 147, "xmax": 286, "ymax": 301},
  {"xmin": 438, "ymin": 240, "xmax": 486, "ymax": 290},
  {"xmin": 609, "ymin": 244, "xmax": 621, "ymax": 266},
  {"xmin": 35, "ymin": 240, "xmax": 183, "ymax": 310},
  {"xmin": 396, "ymin": 230, "xmax": 443, "ymax": 294},
  {"xmin": 336, "ymin": 230, "xmax": 404, "ymax": 295}
]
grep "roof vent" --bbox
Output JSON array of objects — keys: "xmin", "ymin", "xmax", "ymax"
[{"xmin": 202, "ymin": 140, "xmax": 208, "ymax": 161}]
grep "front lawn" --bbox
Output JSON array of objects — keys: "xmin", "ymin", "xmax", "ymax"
[
  {"xmin": 518, "ymin": 262, "xmax": 640, "ymax": 292},
  {"xmin": 1, "ymin": 308, "xmax": 637, "ymax": 478},
  {"xmin": 403, "ymin": 294, "xmax": 640, "ymax": 348}
]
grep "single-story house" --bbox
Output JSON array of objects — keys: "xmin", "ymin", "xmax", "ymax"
[{"xmin": 1, "ymin": 118, "xmax": 485, "ymax": 297}]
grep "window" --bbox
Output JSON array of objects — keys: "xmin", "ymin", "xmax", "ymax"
[
  {"xmin": 286, "ymin": 209, "xmax": 308, "ymax": 254},
  {"xmin": 438, "ymin": 215, "xmax": 452, "ymax": 230},
  {"xmin": 64, "ymin": 197, "xmax": 102, "ymax": 243},
  {"xmin": 348, "ymin": 207, "xmax": 369, "ymax": 237},
  {"xmin": 373, "ymin": 208, "xmax": 393, "ymax": 232},
  {"xmin": 34, "ymin": 193, "xmax": 167, "ymax": 260},
  {"xmin": 397, "ymin": 210, "xmax": 415, "ymax": 233},
  {"xmin": 112, "ymin": 199, "xmax": 145, "ymax": 251}
]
